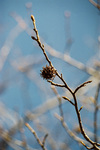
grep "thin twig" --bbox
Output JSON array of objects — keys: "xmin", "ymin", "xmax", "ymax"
[
  {"xmin": 31, "ymin": 15, "xmax": 52, "ymax": 67},
  {"xmin": 74, "ymin": 81, "xmax": 92, "ymax": 94},
  {"xmin": 55, "ymin": 113, "xmax": 92, "ymax": 149},
  {"xmin": 42, "ymin": 134, "xmax": 48, "ymax": 146},
  {"xmin": 25, "ymin": 123, "xmax": 47, "ymax": 150},
  {"xmin": 52, "ymin": 87, "xmax": 92, "ymax": 149},
  {"xmin": 79, "ymin": 106, "xmax": 83, "ymax": 112},
  {"xmin": 12, "ymin": 13, "xmax": 99, "ymax": 79},
  {"xmin": 48, "ymin": 80, "xmax": 65, "ymax": 87},
  {"xmin": 31, "ymin": 14, "xmax": 72, "ymax": 94},
  {"xmin": 62, "ymin": 96, "xmax": 75, "ymax": 106},
  {"xmin": 55, "ymin": 71, "xmax": 73, "ymax": 95},
  {"xmin": 31, "ymin": 14, "xmax": 100, "ymax": 150}
]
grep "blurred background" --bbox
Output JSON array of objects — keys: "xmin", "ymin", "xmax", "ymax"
[{"xmin": 0, "ymin": 0, "xmax": 100, "ymax": 150}]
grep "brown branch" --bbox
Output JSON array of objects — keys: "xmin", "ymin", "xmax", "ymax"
[
  {"xmin": 62, "ymin": 96, "xmax": 75, "ymax": 106},
  {"xmin": 48, "ymin": 80, "xmax": 65, "ymax": 87},
  {"xmin": 31, "ymin": 15, "xmax": 52, "ymax": 67},
  {"xmin": 79, "ymin": 106, "xmax": 83, "ymax": 112},
  {"xmin": 12, "ymin": 13, "xmax": 99, "ymax": 79},
  {"xmin": 51, "ymin": 86, "xmax": 91, "ymax": 149},
  {"xmin": 55, "ymin": 71, "xmax": 73, "ymax": 95},
  {"xmin": 31, "ymin": 14, "xmax": 100, "ymax": 150},
  {"xmin": 72, "ymin": 94, "xmax": 93, "ymax": 144},
  {"xmin": 31, "ymin": 15, "xmax": 72, "ymax": 94},
  {"xmin": 42, "ymin": 134, "xmax": 48, "ymax": 146},
  {"xmin": 55, "ymin": 113, "xmax": 93, "ymax": 149},
  {"xmin": 25, "ymin": 123, "xmax": 47, "ymax": 150},
  {"xmin": 55, "ymin": 74, "xmax": 97, "ymax": 148},
  {"xmin": 74, "ymin": 81, "xmax": 92, "ymax": 94}
]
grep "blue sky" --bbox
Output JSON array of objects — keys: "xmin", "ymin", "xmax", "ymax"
[{"xmin": 0, "ymin": 1, "xmax": 100, "ymax": 150}]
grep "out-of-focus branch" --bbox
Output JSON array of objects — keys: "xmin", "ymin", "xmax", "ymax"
[
  {"xmin": 89, "ymin": 0, "xmax": 100, "ymax": 9},
  {"xmin": 44, "ymin": 43, "xmax": 100, "ymax": 80},
  {"xmin": 55, "ymin": 113, "xmax": 92, "ymax": 149},
  {"xmin": 0, "ymin": 24, "xmax": 24, "ymax": 72},
  {"xmin": 51, "ymin": 86, "xmax": 91, "ymax": 148},
  {"xmin": 42, "ymin": 134, "xmax": 48, "ymax": 146},
  {"xmin": 94, "ymin": 83, "xmax": 100, "ymax": 143},
  {"xmin": 25, "ymin": 123, "xmax": 47, "ymax": 150},
  {"xmin": 11, "ymin": 13, "xmax": 100, "ymax": 79},
  {"xmin": 51, "ymin": 85, "xmax": 64, "ymax": 119}
]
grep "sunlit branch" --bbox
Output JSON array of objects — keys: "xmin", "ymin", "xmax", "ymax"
[
  {"xmin": 31, "ymin": 14, "xmax": 100, "ymax": 150},
  {"xmin": 74, "ymin": 81, "xmax": 92, "ymax": 94},
  {"xmin": 89, "ymin": 0, "xmax": 100, "ymax": 9},
  {"xmin": 48, "ymin": 80, "xmax": 65, "ymax": 87},
  {"xmin": 62, "ymin": 96, "xmax": 75, "ymax": 106}
]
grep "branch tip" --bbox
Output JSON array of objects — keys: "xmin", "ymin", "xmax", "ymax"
[
  {"xmin": 79, "ymin": 106, "xmax": 83, "ymax": 112},
  {"xmin": 74, "ymin": 80, "xmax": 92, "ymax": 94},
  {"xmin": 62, "ymin": 96, "xmax": 75, "ymax": 106},
  {"xmin": 31, "ymin": 15, "xmax": 35, "ymax": 22}
]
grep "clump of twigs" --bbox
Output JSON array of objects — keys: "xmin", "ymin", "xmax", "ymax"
[
  {"xmin": 40, "ymin": 65, "xmax": 56, "ymax": 80},
  {"xmin": 28, "ymin": 14, "xmax": 100, "ymax": 150}
]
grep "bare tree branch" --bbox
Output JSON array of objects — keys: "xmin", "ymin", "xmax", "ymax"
[
  {"xmin": 25, "ymin": 123, "xmax": 47, "ymax": 150},
  {"xmin": 74, "ymin": 81, "xmax": 92, "ymax": 94},
  {"xmin": 31, "ymin": 14, "xmax": 100, "ymax": 150}
]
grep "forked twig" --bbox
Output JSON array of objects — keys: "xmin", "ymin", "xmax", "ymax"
[
  {"xmin": 25, "ymin": 123, "xmax": 47, "ymax": 150},
  {"xmin": 55, "ymin": 113, "xmax": 93, "ymax": 150},
  {"xmin": 31, "ymin": 15, "xmax": 52, "ymax": 67},
  {"xmin": 51, "ymin": 86, "xmax": 91, "ymax": 148},
  {"xmin": 31, "ymin": 14, "xmax": 100, "ymax": 150}
]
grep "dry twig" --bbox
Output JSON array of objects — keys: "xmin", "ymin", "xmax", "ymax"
[
  {"xmin": 31, "ymin": 14, "xmax": 100, "ymax": 150},
  {"xmin": 62, "ymin": 96, "xmax": 75, "ymax": 106},
  {"xmin": 74, "ymin": 81, "xmax": 92, "ymax": 94},
  {"xmin": 25, "ymin": 123, "xmax": 47, "ymax": 150}
]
